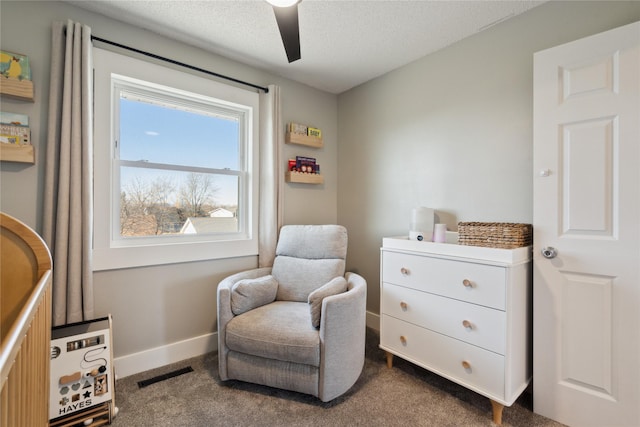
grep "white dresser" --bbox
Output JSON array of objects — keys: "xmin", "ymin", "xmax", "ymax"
[{"xmin": 380, "ymin": 237, "xmax": 532, "ymax": 425}]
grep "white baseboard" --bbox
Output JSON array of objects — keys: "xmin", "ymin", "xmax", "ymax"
[
  {"xmin": 114, "ymin": 332, "xmax": 218, "ymax": 379},
  {"xmin": 114, "ymin": 311, "xmax": 381, "ymax": 379},
  {"xmin": 366, "ymin": 310, "xmax": 380, "ymax": 331}
]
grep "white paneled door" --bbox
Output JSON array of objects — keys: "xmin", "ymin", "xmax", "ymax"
[{"xmin": 533, "ymin": 22, "xmax": 639, "ymax": 427}]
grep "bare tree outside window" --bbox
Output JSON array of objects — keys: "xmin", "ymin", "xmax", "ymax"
[
  {"xmin": 120, "ymin": 172, "xmax": 223, "ymax": 236},
  {"xmin": 149, "ymin": 176, "xmax": 179, "ymax": 234},
  {"xmin": 121, "ymin": 175, "xmax": 156, "ymax": 236},
  {"xmin": 121, "ymin": 175, "xmax": 179, "ymax": 236},
  {"xmin": 178, "ymin": 173, "xmax": 220, "ymax": 219}
]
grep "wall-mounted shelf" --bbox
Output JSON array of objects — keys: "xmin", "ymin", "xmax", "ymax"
[
  {"xmin": 285, "ymin": 171, "xmax": 324, "ymax": 185},
  {"xmin": 0, "ymin": 78, "xmax": 34, "ymax": 102},
  {"xmin": 285, "ymin": 132, "xmax": 323, "ymax": 148},
  {"xmin": 0, "ymin": 144, "xmax": 34, "ymax": 164}
]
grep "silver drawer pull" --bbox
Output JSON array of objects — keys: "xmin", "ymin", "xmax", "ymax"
[
  {"xmin": 400, "ymin": 301, "xmax": 408, "ymax": 311},
  {"xmin": 400, "ymin": 267, "xmax": 409, "ymax": 276},
  {"xmin": 462, "ymin": 320, "xmax": 473, "ymax": 329},
  {"xmin": 462, "ymin": 279, "xmax": 473, "ymax": 288}
]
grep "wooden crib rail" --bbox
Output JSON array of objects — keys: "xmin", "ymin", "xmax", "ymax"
[{"xmin": 0, "ymin": 212, "xmax": 53, "ymax": 427}]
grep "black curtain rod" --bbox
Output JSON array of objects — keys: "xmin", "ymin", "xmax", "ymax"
[{"xmin": 91, "ymin": 35, "xmax": 269, "ymax": 93}]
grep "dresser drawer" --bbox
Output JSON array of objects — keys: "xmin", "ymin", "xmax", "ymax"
[
  {"xmin": 380, "ymin": 315, "xmax": 505, "ymax": 400},
  {"xmin": 382, "ymin": 250, "xmax": 506, "ymax": 310},
  {"xmin": 381, "ymin": 283, "xmax": 506, "ymax": 354}
]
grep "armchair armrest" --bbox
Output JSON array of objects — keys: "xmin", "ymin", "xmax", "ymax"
[
  {"xmin": 217, "ymin": 267, "xmax": 272, "ymax": 380},
  {"xmin": 318, "ymin": 272, "xmax": 367, "ymax": 401}
]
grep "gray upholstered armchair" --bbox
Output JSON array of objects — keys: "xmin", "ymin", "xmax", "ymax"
[{"xmin": 217, "ymin": 225, "xmax": 367, "ymax": 402}]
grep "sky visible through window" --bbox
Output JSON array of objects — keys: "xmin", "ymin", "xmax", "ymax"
[{"xmin": 119, "ymin": 98, "xmax": 240, "ymax": 206}]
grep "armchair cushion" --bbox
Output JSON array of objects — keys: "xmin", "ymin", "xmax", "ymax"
[
  {"xmin": 231, "ymin": 275, "xmax": 278, "ymax": 315},
  {"xmin": 308, "ymin": 276, "xmax": 347, "ymax": 328},
  {"xmin": 226, "ymin": 301, "xmax": 320, "ymax": 366},
  {"xmin": 272, "ymin": 225, "xmax": 348, "ymax": 302},
  {"xmin": 273, "ymin": 257, "xmax": 345, "ymax": 302}
]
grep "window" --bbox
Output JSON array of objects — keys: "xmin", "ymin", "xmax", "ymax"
[{"xmin": 93, "ymin": 48, "xmax": 259, "ymax": 270}]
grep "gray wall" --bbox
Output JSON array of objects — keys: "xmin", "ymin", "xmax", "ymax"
[
  {"xmin": 337, "ymin": 1, "xmax": 640, "ymax": 316},
  {"xmin": 2, "ymin": 0, "xmax": 639, "ymax": 368},
  {"xmin": 0, "ymin": 1, "xmax": 338, "ymax": 360}
]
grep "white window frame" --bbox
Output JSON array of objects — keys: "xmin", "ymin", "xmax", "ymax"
[{"xmin": 93, "ymin": 47, "xmax": 259, "ymax": 271}]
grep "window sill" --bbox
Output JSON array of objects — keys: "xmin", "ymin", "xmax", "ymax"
[{"xmin": 92, "ymin": 238, "xmax": 257, "ymax": 271}]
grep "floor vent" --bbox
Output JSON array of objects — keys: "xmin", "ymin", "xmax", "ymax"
[{"xmin": 137, "ymin": 366, "xmax": 194, "ymax": 388}]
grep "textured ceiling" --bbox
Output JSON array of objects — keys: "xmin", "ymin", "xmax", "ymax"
[{"xmin": 67, "ymin": 0, "xmax": 546, "ymax": 94}]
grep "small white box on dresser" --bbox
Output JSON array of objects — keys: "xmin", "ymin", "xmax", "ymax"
[{"xmin": 379, "ymin": 236, "xmax": 532, "ymax": 425}]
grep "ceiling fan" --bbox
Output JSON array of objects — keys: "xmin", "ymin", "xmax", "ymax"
[{"xmin": 267, "ymin": 0, "xmax": 302, "ymax": 63}]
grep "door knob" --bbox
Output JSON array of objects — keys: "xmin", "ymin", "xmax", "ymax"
[{"xmin": 541, "ymin": 246, "xmax": 557, "ymax": 259}]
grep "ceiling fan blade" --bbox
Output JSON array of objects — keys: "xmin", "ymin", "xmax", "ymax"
[{"xmin": 272, "ymin": 4, "xmax": 301, "ymax": 63}]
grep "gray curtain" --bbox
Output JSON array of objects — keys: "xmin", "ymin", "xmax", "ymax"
[
  {"xmin": 43, "ymin": 20, "xmax": 94, "ymax": 326},
  {"xmin": 258, "ymin": 84, "xmax": 284, "ymax": 267}
]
